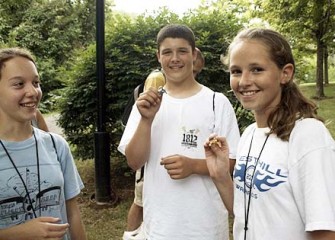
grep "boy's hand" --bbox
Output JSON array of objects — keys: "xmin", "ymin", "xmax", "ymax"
[
  {"xmin": 160, "ymin": 155, "xmax": 193, "ymax": 179},
  {"xmin": 136, "ymin": 87, "xmax": 162, "ymax": 120}
]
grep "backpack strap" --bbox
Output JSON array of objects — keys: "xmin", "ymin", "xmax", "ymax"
[
  {"xmin": 49, "ymin": 133, "xmax": 60, "ymax": 163},
  {"xmin": 133, "ymin": 84, "xmax": 141, "ymax": 100},
  {"xmin": 212, "ymin": 92, "xmax": 216, "ymax": 132},
  {"xmin": 136, "ymin": 166, "xmax": 145, "ymax": 183}
]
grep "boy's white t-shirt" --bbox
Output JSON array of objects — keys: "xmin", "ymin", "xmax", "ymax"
[{"xmin": 119, "ymin": 86, "xmax": 240, "ymax": 240}]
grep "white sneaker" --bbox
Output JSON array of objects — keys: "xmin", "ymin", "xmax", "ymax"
[{"xmin": 122, "ymin": 223, "xmax": 146, "ymax": 240}]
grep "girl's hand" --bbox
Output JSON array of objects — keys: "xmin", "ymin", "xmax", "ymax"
[
  {"xmin": 0, "ymin": 217, "xmax": 69, "ymax": 240},
  {"xmin": 204, "ymin": 134, "xmax": 230, "ymax": 182}
]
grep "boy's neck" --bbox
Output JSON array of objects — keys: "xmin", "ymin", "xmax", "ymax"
[{"xmin": 165, "ymin": 80, "xmax": 202, "ymax": 98}]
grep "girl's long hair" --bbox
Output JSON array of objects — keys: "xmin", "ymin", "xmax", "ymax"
[{"xmin": 225, "ymin": 28, "xmax": 323, "ymax": 141}]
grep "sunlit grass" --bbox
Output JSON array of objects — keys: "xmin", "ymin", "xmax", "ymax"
[{"xmin": 299, "ymin": 82, "xmax": 335, "ymax": 137}]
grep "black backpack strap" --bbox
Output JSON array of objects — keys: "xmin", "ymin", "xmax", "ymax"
[
  {"xmin": 212, "ymin": 92, "xmax": 216, "ymax": 131},
  {"xmin": 136, "ymin": 166, "xmax": 145, "ymax": 183},
  {"xmin": 133, "ymin": 84, "xmax": 141, "ymax": 100},
  {"xmin": 213, "ymin": 92, "xmax": 216, "ymax": 112},
  {"xmin": 49, "ymin": 133, "xmax": 60, "ymax": 163},
  {"xmin": 121, "ymin": 83, "xmax": 145, "ymax": 127}
]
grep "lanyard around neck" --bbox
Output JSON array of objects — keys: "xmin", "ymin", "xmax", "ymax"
[
  {"xmin": 243, "ymin": 128, "xmax": 270, "ymax": 240},
  {"xmin": 0, "ymin": 130, "xmax": 41, "ymax": 218}
]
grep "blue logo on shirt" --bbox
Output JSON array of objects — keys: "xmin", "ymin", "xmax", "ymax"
[{"xmin": 234, "ymin": 156, "xmax": 287, "ymax": 193}]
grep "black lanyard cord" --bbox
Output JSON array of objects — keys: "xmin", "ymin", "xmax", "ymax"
[
  {"xmin": 243, "ymin": 129, "xmax": 269, "ymax": 240},
  {"xmin": 0, "ymin": 130, "xmax": 40, "ymax": 218},
  {"xmin": 33, "ymin": 130, "xmax": 41, "ymax": 216}
]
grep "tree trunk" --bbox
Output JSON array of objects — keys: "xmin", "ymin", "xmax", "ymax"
[
  {"xmin": 316, "ymin": 39, "xmax": 325, "ymax": 98},
  {"xmin": 314, "ymin": 0, "xmax": 326, "ymax": 98},
  {"xmin": 324, "ymin": 46, "xmax": 329, "ymax": 85}
]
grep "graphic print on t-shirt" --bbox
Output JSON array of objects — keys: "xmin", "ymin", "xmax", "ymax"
[
  {"xmin": 234, "ymin": 155, "xmax": 287, "ymax": 199},
  {"xmin": 0, "ymin": 167, "xmax": 61, "ymax": 227},
  {"xmin": 181, "ymin": 127, "xmax": 200, "ymax": 149}
]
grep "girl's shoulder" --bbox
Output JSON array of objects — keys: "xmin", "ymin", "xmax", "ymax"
[
  {"xmin": 34, "ymin": 128, "xmax": 68, "ymax": 148},
  {"xmin": 293, "ymin": 118, "xmax": 328, "ymax": 135},
  {"xmin": 290, "ymin": 118, "xmax": 334, "ymax": 145}
]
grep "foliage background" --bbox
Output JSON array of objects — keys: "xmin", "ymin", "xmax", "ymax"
[
  {"xmin": 1, "ymin": 1, "xmax": 334, "ymax": 239},
  {"xmin": 0, "ymin": 0, "xmax": 334, "ymax": 177}
]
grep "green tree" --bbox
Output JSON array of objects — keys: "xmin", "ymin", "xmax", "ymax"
[
  {"xmin": 9, "ymin": 0, "xmax": 93, "ymax": 64},
  {"xmin": 251, "ymin": 0, "xmax": 335, "ymax": 98},
  {"xmin": 0, "ymin": 0, "xmax": 97, "ymax": 110},
  {"xmin": 0, "ymin": 0, "xmax": 33, "ymax": 43}
]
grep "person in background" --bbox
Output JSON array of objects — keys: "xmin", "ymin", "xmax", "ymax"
[
  {"xmin": 32, "ymin": 109, "xmax": 49, "ymax": 132},
  {"xmin": 119, "ymin": 24, "xmax": 240, "ymax": 240},
  {"xmin": 193, "ymin": 47, "xmax": 205, "ymax": 77},
  {"xmin": 122, "ymin": 48, "xmax": 206, "ymax": 240},
  {"xmin": 0, "ymin": 47, "xmax": 86, "ymax": 240},
  {"xmin": 204, "ymin": 28, "xmax": 335, "ymax": 240}
]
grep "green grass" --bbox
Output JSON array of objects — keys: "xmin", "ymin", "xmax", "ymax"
[
  {"xmin": 299, "ymin": 82, "xmax": 335, "ymax": 138},
  {"xmin": 76, "ymin": 159, "xmax": 134, "ymax": 239},
  {"xmin": 77, "ymin": 83, "xmax": 335, "ymax": 239}
]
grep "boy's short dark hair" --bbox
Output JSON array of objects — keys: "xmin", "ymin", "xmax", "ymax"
[{"xmin": 156, "ymin": 24, "xmax": 196, "ymax": 51}]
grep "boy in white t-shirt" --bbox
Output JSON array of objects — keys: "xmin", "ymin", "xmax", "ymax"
[{"xmin": 118, "ymin": 24, "xmax": 240, "ymax": 240}]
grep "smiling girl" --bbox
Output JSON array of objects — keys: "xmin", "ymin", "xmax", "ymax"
[
  {"xmin": 205, "ymin": 28, "xmax": 335, "ymax": 240},
  {"xmin": 0, "ymin": 48, "xmax": 86, "ymax": 240}
]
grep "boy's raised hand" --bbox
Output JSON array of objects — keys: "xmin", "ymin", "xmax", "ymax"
[{"xmin": 136, "ymin": 87, "xmax": 162, "ymax": 121}]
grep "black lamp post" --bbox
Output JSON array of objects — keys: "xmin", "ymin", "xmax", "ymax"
[{"xmin": 94, "ymin": 0, "xmax": 112, "ymax": 204}]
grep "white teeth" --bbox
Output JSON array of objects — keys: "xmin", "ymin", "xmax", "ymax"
[
  {"xmin": 22, "ymin": 103, "xmax": 36, "ymax": 107},
  {"xmin": 241, "ymin": 91, "xmax": 257, "ymax": 96},
  {"xmin": 170, "ymin": 65, "xmax": 182, "ymax": 69}
]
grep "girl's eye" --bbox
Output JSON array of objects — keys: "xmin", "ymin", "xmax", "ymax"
[
  {"xmin": 251, "ymin": 67, "xmax": 264, "ymax": 73},
  {"xmin": 13, "ymin": 82, "xmax": 24, "ymax": 88},
  {"xmin": 33, "ymin": 81, "xmax": 40, "ymax": 87}
]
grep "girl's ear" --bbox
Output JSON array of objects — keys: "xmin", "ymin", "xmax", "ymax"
[
  {"xmin": 281, "ymin": 63, "xmax": 294, "ymax": 84},
  {"xmin": 156, "ymin": 51, "xmax": 161, "ymax": 63}
]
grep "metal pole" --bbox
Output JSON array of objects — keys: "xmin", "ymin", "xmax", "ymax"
[{"xmin": 94, "ymin": 0, "xmax": 111, "ymax": 204}]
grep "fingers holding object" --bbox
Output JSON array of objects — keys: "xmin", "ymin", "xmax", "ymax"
[{"xmin": 138, "ymin": 88, "xmax": 162, "ymax": 107}]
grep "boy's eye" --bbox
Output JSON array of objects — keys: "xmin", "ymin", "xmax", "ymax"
[
  {"xmin": 230, "ymin": 69, "xmax": 241, "ymax": 75},
  {"xmin": 162, "ymin": 50, "xmax": 172, "ymax": 55}
]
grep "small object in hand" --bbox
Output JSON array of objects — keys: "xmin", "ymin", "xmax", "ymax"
[
  {"xmin": 209, "ymin": 137, "xmax": 222, "ymax": 147},
  {"xmin": 145, "ymin": 70, "xmax": 166, "ymax": 91},
  {"xmin": 158, "ymin": 86, "xmax": 167, "ymax": 95}
]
